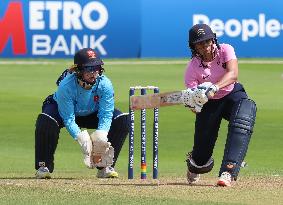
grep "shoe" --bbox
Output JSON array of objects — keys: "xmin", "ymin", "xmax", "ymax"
[
  {"xmin": 217, "ymin": 172, "xmax": 232, "ymax": 187},
  {"xmin": 187, "ymin": 170, "xmax": 200, "ymax": 184},
  {"xmin": 35, "ymin": 167, "xmax": 51, "ymax": 179},
  {"xmin": 96, "ymin": 167, "xmax": 118, "ymax": 178}
]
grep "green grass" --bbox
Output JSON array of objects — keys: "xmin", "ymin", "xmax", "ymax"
[{"xmin": 0, "ymin": 59, "xmax": 282, "ymax": 205}]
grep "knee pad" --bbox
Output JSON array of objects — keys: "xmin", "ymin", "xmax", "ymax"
[
  {"xmin": 220, "ymin": 99, "xmax": 257, "ymax": 179},
  {"xmin": 35, "ymin": 113, "xmax": 60, "ymax": 172},
  {"xmin": 229, "ymin": 99, "xmax": 257, "ymax": 135},
  {"xmin": 186, "ymin": 153, "xmax": 214, "ymax": 174}
]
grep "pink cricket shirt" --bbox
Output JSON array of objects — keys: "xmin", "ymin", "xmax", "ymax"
[{"xmin": 184, "ymin": 43, "xmax": 237, "ymax": 99}]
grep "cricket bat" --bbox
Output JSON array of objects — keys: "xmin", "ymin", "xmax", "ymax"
[{"xmin": 130, "ymin": 91, "xmax": 183, "ymax": 110}]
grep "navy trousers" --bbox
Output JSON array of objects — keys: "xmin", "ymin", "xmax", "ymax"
[
  {"xmin": 191, "ymin": 83, "xmax": 248, "ymax": 165},
  {"xmin": 35, "ymin": 95, "xmax": 129, "ymax": 172}
]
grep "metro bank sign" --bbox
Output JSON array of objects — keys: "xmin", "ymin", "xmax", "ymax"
[{"xmin": 0, "ymin": 1, "xmax": 109, "ymax": 57}]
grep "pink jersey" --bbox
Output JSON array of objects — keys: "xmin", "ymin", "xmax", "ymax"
[{"xmin": 184, "ymin": 43, "xmax": 237, "ymax": 99}]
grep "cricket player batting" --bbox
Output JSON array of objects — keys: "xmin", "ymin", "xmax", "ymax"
[{"xmin": 183, "ymin": 24, "xmax": 257, "ymax": 187}]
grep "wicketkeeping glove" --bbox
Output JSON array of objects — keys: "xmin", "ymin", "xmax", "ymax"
[
  {"xmin": 90, "ymin": 130, "xmax": 113, "ymax": 167},
  {"xmin": 77, "ymin": 130, "xmax": 94, "ymax": 168},
  {"xmin": 94, "ymin": 146, "xmax": 115, "ymax": 168}
]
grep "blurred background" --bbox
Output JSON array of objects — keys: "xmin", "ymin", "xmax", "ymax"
[
  {"xmin": 0, "ymin": 1, "xmax": 282, "ymax": 203},
  {"xmin": 1, "ymin": 0, "xmax": 283, "ymax": 58}
]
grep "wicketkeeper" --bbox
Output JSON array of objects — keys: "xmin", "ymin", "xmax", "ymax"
[
  {"xmin": 35, "ymin": 48, "xmax": 129, "ymax": 179},
  {"xmin": 182, "ymin": 24, "xmax": 257, "ymax": 186}
]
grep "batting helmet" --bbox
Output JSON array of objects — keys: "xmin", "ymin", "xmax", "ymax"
[
  {"xmin": 189, "ymin": 24, "xmax": 215, "ymax": 47},
  {"xmin": 188, "ymin": 24, "xmax": 219, "ymax": 57}
]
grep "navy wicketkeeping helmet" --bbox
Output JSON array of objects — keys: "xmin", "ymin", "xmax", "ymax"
[
  {"xmin": 74, "ymin": 48, "xmax": 104, "ymax": 72},
  {"xmin": 72, "ymin": 48, "xmax": 105, "ymax": 89}
]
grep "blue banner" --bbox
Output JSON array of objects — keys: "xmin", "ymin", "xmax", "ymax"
[
  {"xmin": 0, "ymin": 0, "xmax": 140, "ymax": 58},
  {"xmin": 141, "ymin": 0, "xmax": 283, "ymax": 57},
  {"xmin": 0, "ymin": 0, "xmax": 282, "ymax": 58}
]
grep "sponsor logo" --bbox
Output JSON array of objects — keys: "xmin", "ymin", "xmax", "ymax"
[
  {"xmin": 202, "ymin": 74, "xmax": 210, "ymax": 80},
  {"xmin": 0, "ymin": 2, "xmax": 27, "ymax": 55},
  {"xmin": 193, "ymin": 13, "xmax": 283, "ymax": 41},
  {"xmin": 0, "ymin": 1, "xmax": 108, "ymax": 56}
]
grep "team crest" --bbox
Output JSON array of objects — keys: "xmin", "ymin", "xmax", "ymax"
[
  {"xmin": 94, "ymin": 95, "xmax": 99, "ymax": 102},
  {"xmin": 197, "ymin": 29, "xmax": 205, "ymax": 36},
  {"xmin": 87, "ymin": 50, "xmax": 96, "ymax": 59}
]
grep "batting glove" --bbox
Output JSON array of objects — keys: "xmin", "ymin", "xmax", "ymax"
[
  {"xmin": 198, "ymin": 82, "xmax": 219, "ymax": 98},
  {"xmin": 193, "ymin": 82, "xmax": 219, "ymax": 105},
  {"xmin": 181, "ymin": 88, "xmax": 203, "ymax": 113}
]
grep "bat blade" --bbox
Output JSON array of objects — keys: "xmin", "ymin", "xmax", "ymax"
[{"xmin": 130, "ymin": 91, "xmax": 183, "ymax": 110}]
